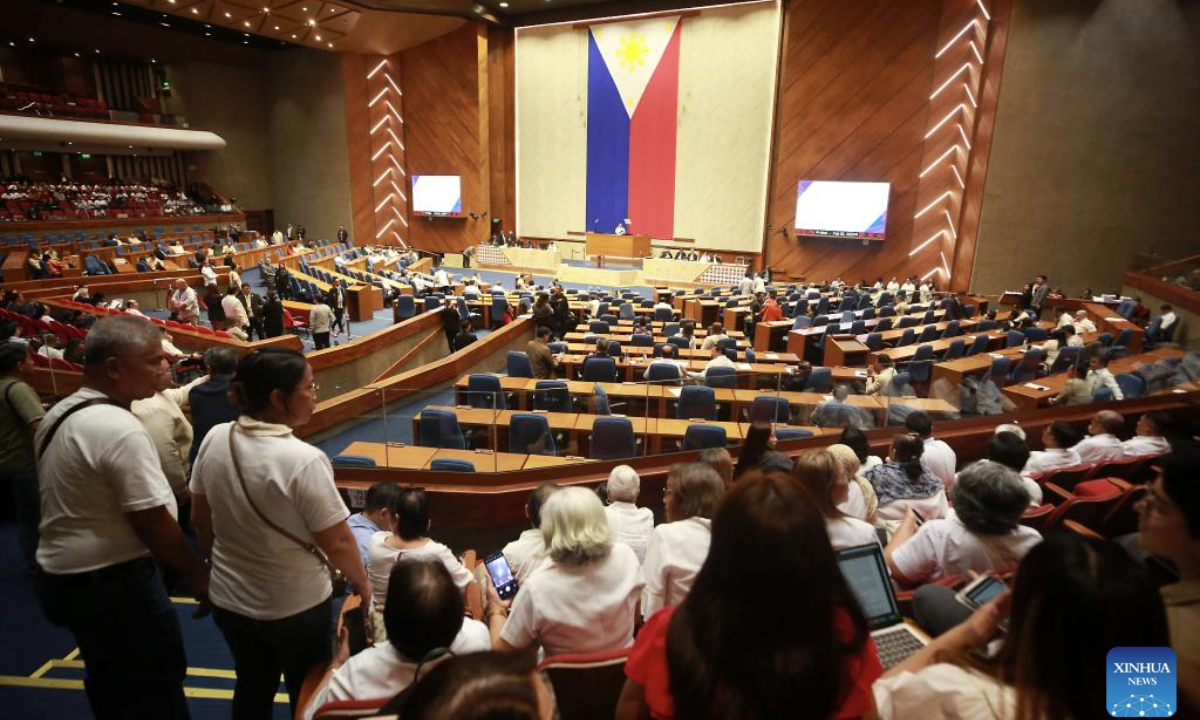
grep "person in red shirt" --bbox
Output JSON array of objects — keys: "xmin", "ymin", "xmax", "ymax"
[
  {"xmin": 616, "ymin": 471, "xmax": 882, "ymax": 720},
  {"xmin": 759, "ymin": 290, "xmax": 785, "ymax": 323}
]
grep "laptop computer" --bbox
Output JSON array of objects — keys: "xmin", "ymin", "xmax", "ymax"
[{"xmin": 836, "ymin": 543, "xmax": 929, "ymax": 669}]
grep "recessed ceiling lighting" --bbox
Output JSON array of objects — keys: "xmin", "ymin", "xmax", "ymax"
[
  {"xmin": 302, "ymin": 6, "xmax": 308, "ymax": 10},
  {"xmin": 74, "ymin": 51, "xmax": 80, "ymax": 57},
  {"xmin": 28, "ymin": 38, "xmax": 35, "ymax": 42},
  {"xmin": 263, "ymin": 6, "xmax": 270, "ymax": 11},
  {"xmin": 314, "ymin": 34, "xmax": 321, "ymax": 40},
  {"xmin": 499, "ymin": 1, "xmax": 509, "ymax": 6},
  {"xmin": 204, "ymin": 32, "xmax": 211, "ymax": 36},
  {"xmin": 274, "ymin": 25, "xmax": 279, "ymax": 30},
  {"xmin": 243, "ymin": 21, "xmax": 250, "ymax": 26},
  {"xmin": 224, "ymin": 11, "xmax": 232, "ymax": 18},
  {"xmin": 94, "ymin": 48, "xmax": 101, "ymax": 53},
  {"xmin": 150, "ymin": 58, "xmax": 156, "ymax": 63},
  {"xmin": 291, "ymin": 34, "xmax": 296, "ymax": 38},
  {"xmin": 243, "ymin": 40, "xmax": 249, "ymax": 44},
  {"xmin": 111, "ymin": 11, "xmax": 121, "ymax": 15},
  {"xmin": 327, "ymin": 42, "xmax": 333, "ymax": 47},
  {"xmin": 168, "ymin": 0, "xmax": 176, "ymax": 4},
  {"xmin": 191, "ymin": 8, "xmax": 198, "ymax": 13},
  {"xmin": 244, "ymin": 33, "xmax": 250, "ymax": 37},
  {"xmin": 307, "ymin": 18, "xmax": 316, "ymax": 25},
  {"xmin": 8, "ymin": 42, "xmax": 15, "ymax": 47},
  {"xmin": 159, "ymin": 22, "xmax": 170, "ymax": 27},
  {"xmin": 67, "ymin": 142, "xmax": 73, "ymax": 145}
]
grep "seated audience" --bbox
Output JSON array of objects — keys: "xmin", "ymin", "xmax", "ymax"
[
  {"xmin": 699, "ymin": 322, "xmax": 729, "ymax": 350},
  {"xmin": 986, "ymin": 431, "xmax": 1043, "ymax": 505},
  {"xmin": 1048, "ymin": 361, "xmax": 1091, "ymax": 406},
  {"xmin": 812, "ymin": 384, "xmax": 871, "ymax": 429},
  {"xmin": 1123, "ymin": 410, "xmax": 1173, "ymax": 457},
  {"xmin": 1136, "ymin": 447, "xmax": 1200, "ymax": 714},
  {"xmin": 1021, "ymin": 421, "xmax": 1082, "ymax": 477},
  {"xmin": 367, "ymin": 488, "xmax": 473, "ymax": 607},
  {"xmin": 501, "ymin": 483, "xmax": 559, "ymax": 582},
  {"xmin": 905, "ymin": 411, "xmax": 957, "ymax": 489},
  {"xmin": 1085, "ymin": 353, "xmax": 1123, "ymax": 400},
  {"xmin": 864, "ymin": 355, "xmax": 895, "ymax": 396},
  {"xmin": 839, "ymin": 426, "xmax": 883, "ymax": 473},
  {"xmin": 1072, "ymin": 309, "xmax": 1097, "ymax": 333},
  {"xmin": 303, "ymin": 562, "xmax": 491, "ymax": 720},
  {"xmin": 687, "ymin": 343, "xmax": 735, "ymax": 380},
  {"xmin": 617, "ymin": 473, "xmax": 882, "ymax": 720},
  {"xmin": 873, "ymin": 534, "xmax": 1169, "ymax": 720},
  {"xmin": 347, "ymin": 482, "xmax": 399, "ymax": 566},
  {"xmin": 642, "ymin": 463, "xmax": 725, "ymax": 618},
  {"xmin": 377, "ymin": 650, "xmax": 553, "ymax": 720},
  {"xmin": 866, "ymin": 433, "xmax": 947, "ymax": 529},
  {"xmin": 794, "ymin": 449, "xmax": 878, "ymax": 550},
  {"xmin": 827, "ymin": 443, "xmax": 879, "ymax": 525},
  {"xmin": 1072, "ymin": 409, "xmax": 1126, "ymax": 464},
  {"xmin": 485, "ymin": 487, "xmax": 643, "ymax": 656},
  {"xmin": 603, "ymin": 465, "xmax": 655, "ymax": 564},
  {"xmin": 886, "ymin": 461, "xmax": 1040, "ymax": 586}
]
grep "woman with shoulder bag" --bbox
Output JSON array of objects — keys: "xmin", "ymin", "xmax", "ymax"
[{"xmin": 190, "ymin": 347, "xmax": 369, "ymax": 719}]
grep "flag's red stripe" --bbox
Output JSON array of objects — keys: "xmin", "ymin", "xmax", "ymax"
[{"xmin": 627, "ymin": 22, "xmax": 681, "ymax": 240}]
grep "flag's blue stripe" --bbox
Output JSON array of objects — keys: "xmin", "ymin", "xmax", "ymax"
[{"xmin": 585, "ymin": 32, "xmax": 629, "ymax": 234}]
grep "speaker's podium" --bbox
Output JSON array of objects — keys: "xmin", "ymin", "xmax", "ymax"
[{"xmin": 585, "ymin": 232, "xmax": 651, "ymax": 267}]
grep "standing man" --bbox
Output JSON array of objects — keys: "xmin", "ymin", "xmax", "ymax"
[
  {"xmin": 34, "ymin": 316, "xmax": 209, "ymax": 720},
  {"xmin": 168, "ymin": 279, "xmax": 200, "ymax": 325},
  {"xmin": 261, "ymin": 290, "xmax": 285, "ymax": 338},
  {"xmin": 187, "ymin": 348, "xmax": 241, "ymax": 469},
  {"xmin": 336, "ymin": 225, "xmax": 349, "ymax": 245},
  {"xmin": 0, "ymin": 343, "xmax": 45, "ymax": 567},
  {"xmin": 328, "ymin": 282, "xmax": 348, "ymax": 337},
  {"xmin": 238, "ymin": 283, "xmax": 264, "ymax": 341},
  {"xmin": 221, "ymin": 286, "xmax": 249, "ymax": 337},
  {"xmin": 1030, "ymin": 274, "xmax": 1049, "ymax": 318},
  {"xmin": 310, "ymin": 296, "xmax": 334, "ymax": 350}
]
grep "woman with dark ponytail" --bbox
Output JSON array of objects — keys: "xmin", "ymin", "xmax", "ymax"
[
  {"xmin": 190, "ymin": 347, "xmax": 371, "ymax": 719},
  {"xmin": 865, "ymin": 433, "xmax": 947, "ymax": 534},
  {"xmin": 616, "ymin": 472, "xmax": 882, "ymax": 720}
]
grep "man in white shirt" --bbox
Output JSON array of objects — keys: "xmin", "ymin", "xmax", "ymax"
[
  {"xmin": 501, "ymin": 484, "xmax": 559, "ymax": 582},
  {"xmin": 124, "ymin": 299, "xmax": 145, "ymax": 317},
  {"xmin": 1122, "ymin": 411, "xmax": 1172, "ymax": 458},
  {"xmin": 699, "ymin": 322, "xmax": 730, "ymax": 351},
  {"xmin": 433, "ymin": 268, "xmax": 451, "ymax": 292},
  {"xmin": 652, "ymin": 299, "xmax": 674, "ymax": 319},
  {"xmin": 310, "ymin": 298, "xmax": 334, "ymax": 350},
  {"xmin": 303, "ymin": 562, "xmax": 491, "ymax": 720},
  {"xmin": 1157, "ymin": 304, "xmax": 1178, "ymax": 341},
  {"xmin": 131, "ymin": 370, "xmax": 208, "ymax": 503},
  {"xmin": 753, "ymin": 273, "xmax": 767, "ymax": 294},
  {"xmin": 906, "ymin": 411, "xmax": 957, "ymax": 489},
  {"xmin": 603, "ymin": 466, "xmax": 654, "ymax": 563},
  {"xmin": 168, "ymin": 278, "xmax": 200, "ymax": 325},
  {"xmin": 1085, "ymin": 354, "xmax": 1123, "ymax": 400},
  {"xmin": 1073, "ymin": 310, "xmax": 1097, "ymax": 334},
  {"xmin": 199, "ymin": 260, "xmax": 218, "ymax": 287},
  {"xmin": 687, "ymin": 344, "xmax": 736, "ymax": 382},
  {"xmin": 1073, "ymin": 410, "xmax": 1127, "ymax": 464},
  {"xmin": 643, "ymin": 346, "xmax": 688, "ymax": 382},
  {"xmin": 738, "ymin": 273, "xmax": 755, "ymax": 296},
  {"xmin": 221, "ymin": 286, "xmax": 249, "ymax": 333},
  {"xmin": 1055, "ymin": 306, "xmax": 1073, "ymax": 329},
  {"xmin": 1023, "ymin": 421, "xmax": 1084, "ymax": 477},
  {"xmin": 33, "ymin": 316, "xmax": 209, "ymax": 720}
]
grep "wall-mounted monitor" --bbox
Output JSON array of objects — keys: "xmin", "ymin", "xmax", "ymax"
[
  {"xmin": 412, "ymin": 175, "xmax": 464, "ymax": 218},
  {"xmin": 794, "ymin": 180, "xmax": 889, "ymax": 240}
]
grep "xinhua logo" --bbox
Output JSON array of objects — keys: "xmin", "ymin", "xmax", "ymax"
[{"xmin": 1107, "ymin": 647, "xmax": 1177, "ymax": 717}]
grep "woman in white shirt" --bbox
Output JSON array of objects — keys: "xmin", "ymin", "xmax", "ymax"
[
  {"xmin": 486, "ymin": 487, "xmax": 643, "ymax": 657},
  {"xmin": 885, "ymin": 461, "xmax": 1041, "ymax": 586},
  {"xmin": 641, "ymin": 463, "xmax": 725, "ymax": 618},
  {"xmin": 191, "ymin": 348, "xmax": 369, "ymax": 716},
  {"xmin": 826, "ymin": 443, "xmax": 879, "ymax": 525},
  {"xmin": 604, "ymin": 465, "xmax": 655, "ymax": 563},
  {"xmin": 865, "ymin": 433, "xmax": 947, "ymax": 531},
  {"xmin": 871, "ymin": 534, "xmax": 1170, "ymax": 720},
  {"xmin": 302, "ymin": 562, "xmax": 491, "ymax": 720},
  {"xmin": 793, "ymin": 449, "xmax": 879, "ymax": 550},
  {"xmin": 366, "ymin": 487, "xmax": 473, "ymax": 608}
]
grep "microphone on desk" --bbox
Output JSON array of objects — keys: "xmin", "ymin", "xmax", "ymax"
[{"xmin": 593, "ymin": 218, "xmax": 599, "ymax": 231}]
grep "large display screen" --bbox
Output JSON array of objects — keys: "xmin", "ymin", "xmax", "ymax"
[
  {"xmin": 794, "ymin": 180, "xmax": 889, "ymax": 240},
  {"xmin": 412, "ymin": 175, "xmax": 464, "ymax": 217}
]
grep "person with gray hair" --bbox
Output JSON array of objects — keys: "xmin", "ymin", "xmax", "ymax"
[
  {"xmin": 34, "ymin": 315, "xmax": 209, "ymax": 720},
  {"xmin": 604, "ymin": 465, "xmax": 655, "ymax": 563},
  {"xmin": 486, "ymin": 487, "xmax": 643, "ymax": 656},
  {"xmin": 993, "ymin": 423, "xmax": 1025, "ymax": 441},
  {"xmin": 187, "ymin": 346, "xmax": 241, "ymax": 468},
  {"xmin": 885, "ymin": 460, "xmax": 1042, "ymax": 587},
  {"xmin": 642, "ymin": 463, "xmax": 725, "ymax": 618}
]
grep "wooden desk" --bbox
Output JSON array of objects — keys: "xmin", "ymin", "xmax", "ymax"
[
  {"xmin": 585, "ymin": 232, "xmax": 651, "ymax": 260},
  {"xmin": 428, "ymin": 448, "xmax": 528, "ymax": 472},
  {"xmin": 754, "ymin": 320, "xmax": 793, "ymax": 352},
  {"xmin": 340, "ymin": 442, "xmax": 437, "ymax": 469},
  {"xmin": 3, "ymin": 250, "xmax": 29, "ymax": 282},
  {"xmin": 729, "ymin": 389, "xmax": 885, "ymax": 424},
  {"xmin": 1001, "ymin": 348, "xmax": 1186, "ymax": 410},
  {"xmin": 346, "ymin": 284, "xmax": 383, "ymax": 322},
  {"xmin": 824, "ymin": 335, "xmax": 869, "ymax": 367}
]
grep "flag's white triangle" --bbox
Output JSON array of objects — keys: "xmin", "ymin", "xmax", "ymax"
[{"xmin": 591, "ymin": 16, "xmax": 680, "ymax": 118}]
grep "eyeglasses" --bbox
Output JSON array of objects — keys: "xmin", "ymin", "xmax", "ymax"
[{"xmin": 308, "ymin": 381, "xmax": 319, "ymax": 392}]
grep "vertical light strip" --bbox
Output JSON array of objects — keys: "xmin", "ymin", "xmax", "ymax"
[
  {"xmin": 963, "ymin": 83, "xmax": 978, "ymax": 109},
  {"xmin": 956, "ymin": 124, "xmax": 973, "ymax": 150},
  {"xmin": 950, "ymin": 165, "xmax": 966, "ymax": 189},
  {"xmin": 976, "ymin": 0, "xmax": 991, "ymax": 22},
  {"xmin": 940, "ymin": 251, "xmax": 952, "ymax": 279},
  {"xmin": 365, "ymin": 58, "xmax": 407, "ymax": 249}
]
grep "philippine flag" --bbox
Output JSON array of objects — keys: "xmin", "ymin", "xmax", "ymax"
[{"xmin": 586, "ymin": 17, "xmax": 682, "ymax": 240}]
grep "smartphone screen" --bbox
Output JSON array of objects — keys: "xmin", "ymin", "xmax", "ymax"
[
  {"xmin": 485, "ymin": 552, "xmax": 519, "ymax": 600},
  {"xmin": 965, "ymin": 576, "xmax": 1007, "ymax": 607}
]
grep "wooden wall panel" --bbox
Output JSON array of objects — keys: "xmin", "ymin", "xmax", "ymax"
[
  {"xmin": 487, "ymin": 26, "xmax": 517, "ymax": 234},
  {"xmin": 342, "ymin": 53, "xmax": 376, "ymax": 248},
  {"xmin": 764, "ymin": 0, "xmax": 1008, "ymax": 287},
  {"xmin": 401, "ymin": 22, "xmax": 492, "ymax": 255}
]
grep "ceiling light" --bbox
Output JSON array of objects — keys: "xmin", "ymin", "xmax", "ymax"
[
  {"xmin": 168, "ymin": 0, "xmax": 176, "ymax": 4},
  {"xmin": 112, "ymin": 11, "xmax": 121, "ymax": 15},
  {"xmin": 95, "ymin": 48, "xmax": 101, "ymax": 53},
  {"xmin": 8, "ymin": 42, "xmax": 15, "ymax": 47},
  {"xmin": 224, "ymin": 11, "xmax": 232, "ymax": 17},
  {"xmin": 307, "ymin": 18, "xmax": 316, "ymax": 25},
  {"xmin": 159, "ymin": 22, "xmax": 170, "ymax": 27},
  {"xmin": 314, "ymin": 34, "xmax": 321, "ymax": 40},
  {"xmin": 244, "ymin": 21, "xmax": 250, "ymax": 27},
  {"xmin": 191, "ymin": 8, "xmax": 198, "ymax": 13},
  {"xmin": 302, "ymin": 6, "xmax": 308, "ymax": 10},
  {"xmin": 150, "ymin": 58, "xmax": 156, "ymax": 63},
  {"xmin": 291, "ymin": 34, "xmax": 296, "ymax": 38},
  {"xmin": 327, "ymin": 42, "xmax": 333, "ymax": 47},
  {"xmin": 273, "ymin": 25, "xmax": 279, "ymax": 30},
  {"xmin": 205, "ymin": 32, "xmax": 212, "ymax": 36},
  {"xmin": 243, "ymin": 41, "xmax": 249, "ymax": 44},
  {"xmin": 500, "ymin": 1, "xmax": 509, "ymax": 5},
  {"xmin": 28, "ymin": 38, "xmax": 35, "ymax": 42},
  {"xmin": 263, "ymin": 6, "xmax": 270, "ymax": 11},
  {"xmin": 74, "ymin": 52, "xmax": 80, "ymax": 57}
]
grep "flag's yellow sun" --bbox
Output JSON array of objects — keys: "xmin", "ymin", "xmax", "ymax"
[{"xmin": 616, "ymin": 34, "xmax": 650, "ymax": 72}]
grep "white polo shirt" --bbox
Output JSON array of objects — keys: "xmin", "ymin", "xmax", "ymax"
[
  {"xmin": 190, "ymin": 418, "xmax": 349, "ymax": 620},
  {"xmin": 873, "ymin": 663, "xmax": 1017, "ymax": 720},
  {"xmin": 605, "ymin": 502, "xmax": 655, "ymax": 564},
  {"xmin": 36, "ymin": 388, "xmax": 178, "ymax": 574},
  {"xmin": 500, "ymin": 544, "xmax": 642, "ymax": 657},
  {"xmin": 1073, "ymin": 433, "xmax": 1125, "ymax": 464},
  {"xmin": 366, "ymin": 533, "xmax": 473, "ymax": 605},
  {"xmin": 826, "ymin": 516, "xmax": 880, "ymax": 551},
  {"xmin": 892, "ymin": 516, "xmax": 1042, "ymax": 583},
  {"xmin": 502, "ymin": 528, "xmax": 547, "ymax": 583},
  {"xmin": 922, "ymin": 438, "xmax": 958, "ymax": 489},
  {"xmin": 1123, "ymin": 435, "xmax": 1170, "ymax": 458},
  {"xmin": 304, "ymin": 622, "xmax": 491, "ymax": 720},
  {"xmin": 641, "ymin": 517, "xmax": 712, "ymax": 619},
  {"xmin": 1022, "ymin": 447, "xmax": 1083, "ymax": 478}
]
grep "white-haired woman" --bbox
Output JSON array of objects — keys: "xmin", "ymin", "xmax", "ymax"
[
  {"xmin": 604, "ymin": 465, "xmax": 655, "ymax": 563},
  {"xmin": 641, "ymin": 463, "xmax": 725, "ymax": 619},
  {"xmin": 485, "ymin": 487, "xmax": 643, "ymax": 657}
]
